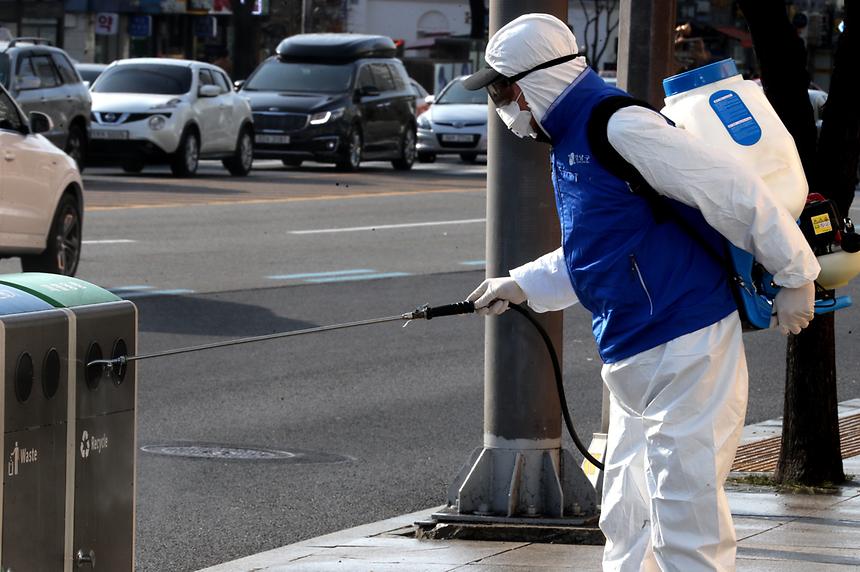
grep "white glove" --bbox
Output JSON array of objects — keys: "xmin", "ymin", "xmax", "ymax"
[
  {"xmin": 773, "ymin": 282, "xmax": 815, "ymax": 335},
  {"xmin": 467, "ymin": 277, "xmax": 526, "ymax": 316}
]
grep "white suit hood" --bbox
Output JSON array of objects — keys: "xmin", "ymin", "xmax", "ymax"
[{"xmin": 485, "ymin": 13, "xmax": 587, "ymax": 124}]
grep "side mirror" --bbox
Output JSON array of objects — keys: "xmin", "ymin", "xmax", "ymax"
[
  {"xmin": 29, "ymin": 111, "xmax": 53, "ymax": 134},
  {"xmin": 17, "ymin": 75, "xmax": 41, "ymax": 91},
  {"xmin": 424, "ymin": 94, "xmax": 435, "ymax": 105},
  {"xmin": 233, "ymin": 79, "xmax": 244, "ymax": 91},
  {"xmin": 82, "ymin": 80, "xmax": 91, "ymax": 89},
  {"xmin": 199, "ymin": 84, "xmax": 221, "ymax": 97}
]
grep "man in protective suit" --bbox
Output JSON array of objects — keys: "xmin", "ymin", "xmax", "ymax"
[{"xmin": 464, "ymin": 13, "xmax": 820, "ymax": 572}]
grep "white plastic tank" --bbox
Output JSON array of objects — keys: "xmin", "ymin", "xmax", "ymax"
[
  {"xmin": 662, "ymin": 59, "xmax": 860, "ymax": 290},
  {"xmin": 661, "ymin": 59, "xmax": 808, "ymax": 218}
]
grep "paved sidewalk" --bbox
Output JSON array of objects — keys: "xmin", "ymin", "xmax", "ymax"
[{"xmin": 200, "ymin": 400, "xmax": 860, "ymax": 571}]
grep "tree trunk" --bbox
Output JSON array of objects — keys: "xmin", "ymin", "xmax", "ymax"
[
  {"xmin": 739, "ymin": 0, "xmax": 855, "ymax": 485},
  {"xmin": 815, "ymin": 0, "xmax": 860, "ymax": 219},
  {"xmin": 776, "ymin": 312, "xmax": 844, "ymax": 483}
]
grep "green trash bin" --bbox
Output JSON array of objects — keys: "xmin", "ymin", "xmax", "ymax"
[
  {"xmin": 0, "ymin": 283, "xmax": 70, "ymax": 571},
  {"xmin": 0, "ymin": 273, "xmax": 136, "ymax": 571}
]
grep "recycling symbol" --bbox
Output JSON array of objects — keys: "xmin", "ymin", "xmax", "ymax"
[{"xmin": 80, "ymin": 430, "xmax": 91, "ymax": 459}]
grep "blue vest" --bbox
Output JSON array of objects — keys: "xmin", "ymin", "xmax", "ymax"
[{"xmin": 541, "ymin": 68, "xmax": 736, "ymax": 363}]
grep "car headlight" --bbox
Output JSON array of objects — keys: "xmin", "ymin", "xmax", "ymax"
[
  {"xmin": 309, "ymin": 107, "xmax": 345, "ymax": 125},
  {"xmin": 417, "ymin": 114, "xmax": 431, "ymax": 129},
  {"xmin": 151, "ymin": 98, "xmax": 183, "ymax": 110},
  {"xmin": 148, "ymin": 115, "xmax": 167, "ymax": 131}
]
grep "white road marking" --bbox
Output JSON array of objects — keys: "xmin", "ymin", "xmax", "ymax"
[
  {"xmin": 267, "ymin": 269, "xmax": 375, "ymax": 280},
  {"xmin": 83, "ymin": 239, "xmax": 137, "ymax": 244},
  {"xmin": 289, "ymin": 218, "xmax": 486, "ymax": 235}
]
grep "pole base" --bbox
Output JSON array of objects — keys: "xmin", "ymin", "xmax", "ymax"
[
  {"xmin": 448, "ymin": 446, "xmax": 598, "ymax": 520},
  {"xmin": 415, "ymin": 507, "xmax": 604, "ymax": 544}
]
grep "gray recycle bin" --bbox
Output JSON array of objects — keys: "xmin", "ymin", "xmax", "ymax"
[
  {"xmin": 0, "ymin": 274, "xmax": 136, "ymax": 572},
  {"xmin": 0, "ymin": 283, "xmax": 70, "ymax": 571}
]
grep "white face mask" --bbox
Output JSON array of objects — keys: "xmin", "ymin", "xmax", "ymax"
[{"xmin": 495, "ymin": 91, "xmax": 537, "ymax": 139}]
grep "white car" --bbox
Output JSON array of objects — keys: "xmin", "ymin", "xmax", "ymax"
[
  {"xmin": 416, "ymin": 77, "xmax": 487, "ymax": 163},
  {"xmin": 88, "ymin": 58, "xmax": 254, "ymax": 177},
  {"xmin": 0, "ymin": 84, "xmax": 84, "ymax": 275}
]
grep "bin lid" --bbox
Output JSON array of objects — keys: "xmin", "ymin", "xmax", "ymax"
[
  {"xmin": 0, "ymin": 273, "xmax": 120, "ymax": 308},
  {"xmin": 0, "ymin": 283, "xmax": 55, "ymax": 315},
  {"xmin": 663, "ymin": 58, "xmax": 739, "ymax": 97}
]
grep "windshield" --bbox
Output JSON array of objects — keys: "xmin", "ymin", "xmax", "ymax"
[
  {"xmin": 0, "ymin": 54, "xmax": 9, "ymax": 88},
  {"xmin": 243, "ymin": 60, "xmax": 353, "ymax": 93},
  {"xmin": 435, "ymin": 80, "xmax": 487, "ymax": 105},
  {"xmin": 92, "ymin": 64, "xmax": 192, "ymax": 95}
]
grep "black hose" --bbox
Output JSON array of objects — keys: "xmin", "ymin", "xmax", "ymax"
[{"xmin": 507, "ymin": 304, "xmax": 606, "ymax": 471}]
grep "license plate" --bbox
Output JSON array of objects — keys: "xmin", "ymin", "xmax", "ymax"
[
  {"xmin": 441, "ymin": 134, "xmax": 474, "ymax": 143},
  {"xmin": 256, "ymin": 134, "xmax": 290, "ymax": 144},
  {"xmin": 90, "ymin": 129, "xmax": 129, "ymax": 140}
]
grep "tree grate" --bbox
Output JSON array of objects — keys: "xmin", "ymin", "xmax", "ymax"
[{"xmin": 731, "ymin": 413, "xmax": 860, "ymax": 473}]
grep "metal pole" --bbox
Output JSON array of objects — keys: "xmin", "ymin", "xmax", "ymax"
[{"xmin": 444, "ymin": 0, "xmax": 597, "ymax": 523}]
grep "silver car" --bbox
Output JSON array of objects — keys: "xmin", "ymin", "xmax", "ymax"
[
  {"xmin": 0, "ymin": 37, "xmax": 91, "ymax": 169},
  {"xmin": 416, "ymin": 76, "xmax": 487, "ymax": 163}
]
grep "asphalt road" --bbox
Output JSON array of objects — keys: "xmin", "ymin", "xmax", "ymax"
[{"xmin": 2, "ymin": 159, "xmax": 857, "ymax": 571}]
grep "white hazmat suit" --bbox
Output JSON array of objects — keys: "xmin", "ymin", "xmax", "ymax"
[{"xmin": 467, "ymin": 13, "xmax": 820, "ymax": 572}]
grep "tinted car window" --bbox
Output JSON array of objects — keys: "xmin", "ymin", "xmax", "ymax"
[
  {"xmin": 0, "ymin": 54, "xmax": 9, "ymax": 88},
  {"xmin": 387, "ymin": 64, "xmax": 406, "ymax": 91},
  {"xmin": 370, "ymin": 63, "xmax": 395, "ymax": 92},
  {"xmin": 243, "ymin": 60, "xmax": 354, "ymax": 93},
  {"xmin": 0, "ymin": 90, "xmax": 24, "ymax": 132},
  {"xmin": 357, "ymin": 65, "xmax": 375, "ymax": 90},
  {"xmin": 16, "ymin": 56, "xmax": 36, "ymax": 83},
  {"xmin": 436, "ymin": 79, "xmax": 487, "ymax": 105},
  {"xmin": 31, "ymin": 55, "xmax": 60, "ymax": 88},
  {"xmin": 199, "ymin": 68, "xmax": 215, "ymax": 86},
  {"xmin": 213, "ymin": 71, "xmax": 231, "ymax": 93},
  {"xmin": 52, "ymin": 53, "xmax": 79, "ymax": 84},
  {"xmin": 93, "ymin": 65, "xmax": 193, "ymax": 95}
]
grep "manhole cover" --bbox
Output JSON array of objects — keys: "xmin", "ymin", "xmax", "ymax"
[{"xmin": 140, "ymin": 443, "xmax": 353, "ymax": 464}]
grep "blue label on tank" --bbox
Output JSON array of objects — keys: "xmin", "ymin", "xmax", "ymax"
[{"xmin": 708, "ymin": 89, "xmax": 762, "ymax": 146}]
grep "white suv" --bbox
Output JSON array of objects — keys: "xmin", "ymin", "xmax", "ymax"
[
  {"xmin": 0, "ymin": 84, "xmax": 84, "ymax": 275},
  {"xmin": 88, "ymin": 58, "xmax": 254, "ymax": 177}
]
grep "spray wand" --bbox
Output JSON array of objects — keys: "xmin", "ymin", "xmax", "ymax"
[{"xmin": 87, "ymin": 300, "xmax": 604, "ymax": 470}]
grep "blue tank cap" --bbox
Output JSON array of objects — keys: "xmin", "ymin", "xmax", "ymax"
[{"xmin": 663, "ymin": 59, "xmax": 739, "ymax": 97}]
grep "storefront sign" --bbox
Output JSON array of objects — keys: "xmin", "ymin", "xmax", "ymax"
[
  {"xmin": 95, "ymin": 12, "xmax": 120, "ymax": 35},
  {"xmin": 128, "ymin": 15, "xmax": 152, "ymax": 38}
]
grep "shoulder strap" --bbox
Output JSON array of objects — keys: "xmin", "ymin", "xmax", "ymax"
[{"xmin": 586, "ymin": 95, "xmax": 664, "ymax": 201}]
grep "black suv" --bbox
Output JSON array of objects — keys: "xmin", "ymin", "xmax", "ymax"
[
  {"xmin": 0, "ymin": 37, "xmax": 91, "ymax": 169},
  {"xmin": 240, "ymin": 34, "xmax": 416, "ymax": 171}
]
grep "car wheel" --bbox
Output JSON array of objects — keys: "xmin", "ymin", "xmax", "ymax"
[
  {"xmin": 282, "ymin": 158, "xmax": 303, "ymax": 168},
  {"xmin": 223, "ymin": 127, "xmax": 254, "ymax": 176},
  {"xmin": 65, "ymin": 123, "xmax": 87, "ymax": 172},
  {"xmin": 121, "ymin": 160, "xmax": 144, "ymax": 174},
  {"xmin": 391, "ymin": 128, "xmax": 416, "ymax": 171},
  {"xmin": 460, "ymin": 153, "xmax": 478, "ymax": 163},
  {"xmin": 417, "ymin": 152, "xmax": 436, "ymax": 163},
  {"xmin": 170, "ymin": 129, "xmax": 200, "ymax": 177},
  {"xmin": 336, "ymin": 128, "xmax": 362, "ymax": 171},
  {"xmin": 21, "ymin": 194, "xmax": 82, "ymax": 277}
]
